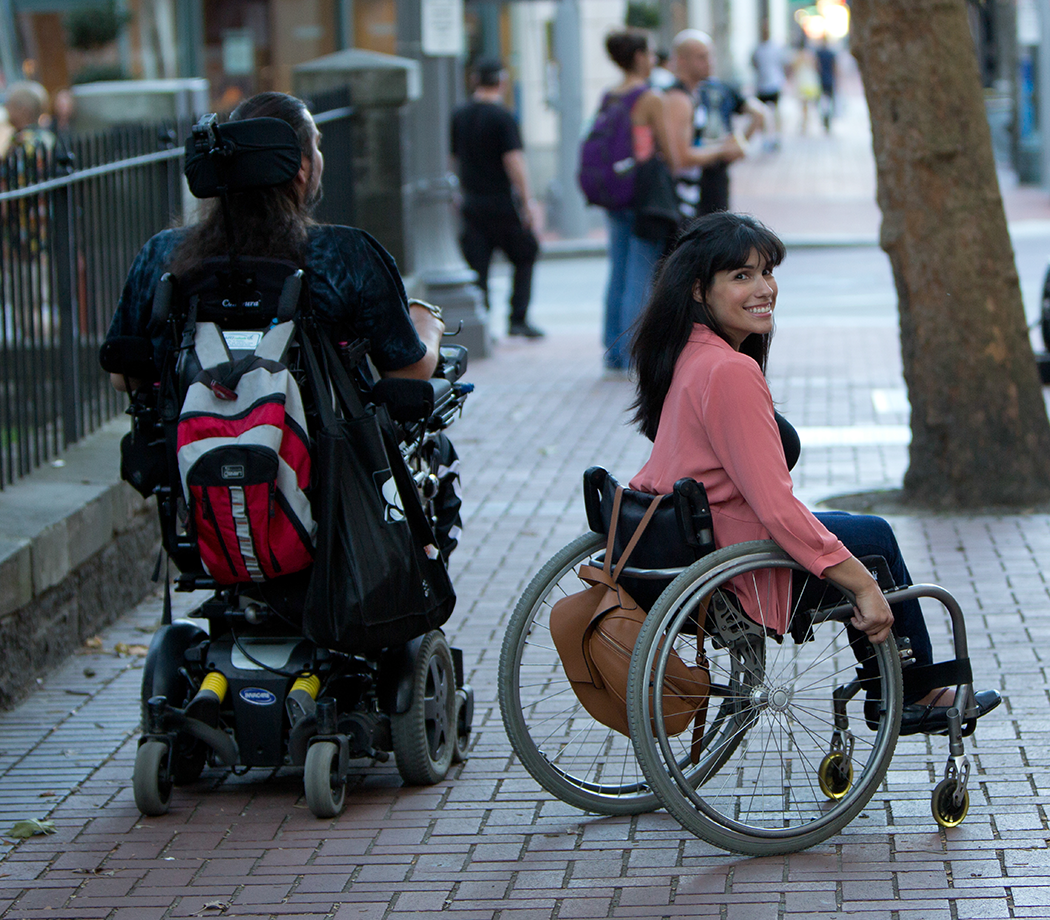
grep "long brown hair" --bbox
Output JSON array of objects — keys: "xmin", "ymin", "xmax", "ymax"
[
  {"xmin": 629, "ymin": 212, "xmax": 786, "ymax": 441},
  {"xmin": 169, "ymin": 92, "xmax": 316, "ymax": 276}
]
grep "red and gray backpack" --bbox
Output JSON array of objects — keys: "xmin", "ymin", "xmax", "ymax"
[{"xmin": 175, "ymin": 320, "xmax": 315, "ymax": 584}]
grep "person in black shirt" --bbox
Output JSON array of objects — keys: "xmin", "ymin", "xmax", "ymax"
[{"xmin": 451, "ymin": 59, "xmax": 543, "ymax": 338}]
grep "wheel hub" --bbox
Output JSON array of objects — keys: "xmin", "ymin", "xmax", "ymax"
[{"xmin": 768, "ymin": 686, "xmax": 793, "ymax": 712}]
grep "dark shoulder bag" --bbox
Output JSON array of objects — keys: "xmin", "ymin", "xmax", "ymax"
[{"xmin": 298, "ymin": 327, "xmax": 455, "ymax": 655}]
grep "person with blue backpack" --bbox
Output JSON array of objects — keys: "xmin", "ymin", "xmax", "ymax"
[{"xmin": 579, "ymin": 29, "xmax": 677, "ymax": 374}]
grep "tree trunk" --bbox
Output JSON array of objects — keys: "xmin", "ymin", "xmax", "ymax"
[{"xmin": 850, "ymin": 0, "xmax": 1050, "ymax": 508}]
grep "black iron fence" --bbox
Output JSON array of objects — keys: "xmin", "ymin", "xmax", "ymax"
[
  {"xmin": 0, "ymin": 127, "xmax": 186, "ymax": 488},
  {"xmin": 0, "ymin": 87, "xmax": 355, "ymax": 490}
]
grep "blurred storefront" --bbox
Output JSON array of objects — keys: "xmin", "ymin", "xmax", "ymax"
[{"xmin": 0, "ymin": 0, "xmax": 409, "ymax": 111}]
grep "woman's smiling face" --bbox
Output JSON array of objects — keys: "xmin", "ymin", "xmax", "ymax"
[{"xmin": 695, "ymin": 248, "xmax": 777, "ymax": 349}]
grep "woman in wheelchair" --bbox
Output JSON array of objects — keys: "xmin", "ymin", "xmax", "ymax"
[{"xmin": 628, "ymin": 211, "xmax": 1000, "ymax": 735}]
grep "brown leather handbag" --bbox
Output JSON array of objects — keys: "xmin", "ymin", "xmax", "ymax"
[{"xmin": 549, "ymin": 486, "xmax": 710, "ymax": 740}]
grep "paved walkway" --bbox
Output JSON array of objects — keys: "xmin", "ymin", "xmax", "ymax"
[{"xmin": 1, "ymin": 69, "xmax": 1050, "ymax": 920}]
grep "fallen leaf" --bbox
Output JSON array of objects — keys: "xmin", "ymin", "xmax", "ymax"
[
  {"xmin": 37, "ymin": 792, "xmax": 56, "ymax": 798},
  {"xmin": 72, "ymin": 867, "xmax": 114, "ymax": 876},
  {"xmin": 6, "ymin": 819, "xmax": 57, "ymax": 839},
  {"xmin": 84, "ymin": 636, "xmax": 103, "ymax": 650},
  {"xmin": 197, "ymin": 902, "xmax": 230, "ymax": 915},
  {"xmin": 113, "ymin": 642, "xmax": 149, "ymax": 657}
]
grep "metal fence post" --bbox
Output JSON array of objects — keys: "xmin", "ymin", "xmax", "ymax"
[{"xmin": 51, "ymin": 155, "xmax": 81, "ymax": 448}]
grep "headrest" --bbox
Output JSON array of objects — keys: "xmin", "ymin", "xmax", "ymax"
[{"xmin": 184, "ymin": 115, "xmax": 302, "ymax": 199}]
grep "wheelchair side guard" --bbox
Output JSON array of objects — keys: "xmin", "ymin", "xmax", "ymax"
[
  {"xmin": 376, "ymin": 634, "xmax": 471, "ymax": 717},
  {"xmin": 372, "ymin": 377, "xmax": 453, "ymax": 423},
  {"xmin": 378, "ymin": 635, "xmax": 427, "ymax": 715},
  {"xmin": 140, "ymin": 621, "xmax": 208, "ymax": 710}
]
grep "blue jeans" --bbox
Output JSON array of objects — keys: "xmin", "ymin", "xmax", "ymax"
[
  {"xmin": 603, "ymin": 210, "xmax": 663, "ymax": 369},
  {"xmin": 814, "ymin": 511, "xmax": 934, "ymax": 703}
]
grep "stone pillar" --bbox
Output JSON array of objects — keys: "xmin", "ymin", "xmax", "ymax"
[{"xmin": 295, "ymin": 47, "xmax": 490, "ymax": 359}]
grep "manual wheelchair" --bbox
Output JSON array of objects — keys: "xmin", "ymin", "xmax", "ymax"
[
  {"xmin": 499, "ymin": 467, "xmax": 987, "ymax": 855},
  {"xmin": 101, "ymin": 113, "xmax": 474, "ymax": 819}
]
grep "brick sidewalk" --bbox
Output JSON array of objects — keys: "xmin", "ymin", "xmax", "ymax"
[{"xmin": 1, "ymin": 299, "xmax": 1048, "ymax": 918}]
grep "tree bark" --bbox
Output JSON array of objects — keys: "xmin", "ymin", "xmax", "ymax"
[{"xmin": 850, "ymin": 0, "xmax": 1050, "ymax": 508}]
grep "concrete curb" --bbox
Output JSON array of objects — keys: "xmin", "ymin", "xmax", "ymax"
[{"xmin": 0, "ymin": 418, "xmax": 159, "ymax": 708}]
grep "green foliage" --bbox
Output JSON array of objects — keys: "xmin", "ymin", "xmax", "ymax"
[
  {"xmin": 625, "ymin": 2, "xmax": 660, "ymax": 30},
  {"xmin": 65, "ymin": 5, "xmax": 132, "ymax": 51}
]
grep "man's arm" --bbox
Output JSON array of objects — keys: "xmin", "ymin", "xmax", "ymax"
[
  {"xmin": 502, "ymin": 148, "xmax": 540, "ymax": 227},
  {"xmin": 382, "ymin": 302, "xmax": 445, "ymax": 380},
  {"xmin": 665, "ymin": 89, "xmax": 743, "ymax": 171}
]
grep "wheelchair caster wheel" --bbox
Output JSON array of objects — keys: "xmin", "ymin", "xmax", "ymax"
[
  {"xmin": 452, "ymin": 685, "xmax": 473, "ymax": 764},
  {"xmin": 133, "ymin": 740, "xmax": 173, "ymax": 816},
  {"xmin": 931, "ymin": 777, "xmax": 969, "ymax": 828},
  {"xmin": 304, "ymin": 741, "xmax": 346, "ymax": 818},
  {"xmin": 392, "ymin": 631, "xmax": 456, "ymax": 785},
  {"xmin": 817, "ymin": 752, "xmax": 854, "ymax": 800}
]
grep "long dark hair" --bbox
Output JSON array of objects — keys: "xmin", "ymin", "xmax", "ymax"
[
  {"xmin": 169, "ymin": 92, "xmax": 316, "ymax": 276},
  {"xmin": 629, "ymin": 212, "xmax": 786, "ymax": 441}
]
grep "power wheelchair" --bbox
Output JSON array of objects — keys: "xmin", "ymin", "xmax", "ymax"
[
  {"xmin": 100, "ymin": 114, "xmax": 474, "ymax": 819},
  {"xmin": 500, "ymin": 467, "xmax": 988, "ymax": 855}
]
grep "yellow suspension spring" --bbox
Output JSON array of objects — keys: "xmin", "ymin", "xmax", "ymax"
[
  {"xmin": 290, "ymin": 673, "xmax": 320, "ymax": 699},
  {"xmin": 199, "ymin": 670, "xmax": 228, "ymax": 702}
]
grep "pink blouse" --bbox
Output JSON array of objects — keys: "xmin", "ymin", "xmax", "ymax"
[{"xmin": 630, "ymin": 325, "xmax": 851, "ymax": 634}]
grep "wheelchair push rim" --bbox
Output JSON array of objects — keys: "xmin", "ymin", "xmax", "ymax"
[{"xmin": 627, "ymin": 542, "xmax": 903, "ymax": 856}]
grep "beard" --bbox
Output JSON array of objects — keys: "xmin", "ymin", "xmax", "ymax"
[{"xmin": 304, "ymin": 174, "xmax": 323, "ymax": 212}]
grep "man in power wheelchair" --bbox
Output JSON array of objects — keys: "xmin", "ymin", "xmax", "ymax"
[
  {"xmin": 99, "ymin": 92, "xmax": 473, "ymax": 818},
  {"xmin": 499, "ymin": 213, "xmax": 1002, "ymax": 855}
]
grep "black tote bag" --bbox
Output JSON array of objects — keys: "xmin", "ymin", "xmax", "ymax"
[
  {"xmin": 632, "ymin": 157, "xmax": 681, "ymax": 242},
  {"xmin": 299, "ymin": 329, "xmax": 455, "ymax": 655}
]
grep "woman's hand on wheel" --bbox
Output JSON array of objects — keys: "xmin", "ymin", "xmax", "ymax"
[{"xmin": 850, "ymin": 584, "xmax": 894, "ymax": 645}]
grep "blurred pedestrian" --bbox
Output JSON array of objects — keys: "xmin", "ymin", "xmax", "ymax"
[
  {"xmin": 4, "ymin": 81, "xmax": 55, "ymax": 159},
  {"xmin": 815, "ymin": 37, "xmax": 838, "ymax": 132},
  {"xmin": 751, "ymin": 21, "xmax": 788, "ymax": 150},
  {"xmin": 0, "ymin": 105, "xmax": 12, "ymax": 158},
  {"xmin": 650, "ymin": 49, "xmax": 675, "ymax": 90},
  {"xmin": 666, "ymin": 30, "xmax": 764, "ymax": 222},
  {"xmin": 594, "ymin": 29, "xmax": 677, "ymax": 373},
  {"xmin": 450, "ymin": 59, "xmax": 544, "ymax": 339},
  {"xmin": 791, "ymin": 40, "xmax": 820, "ymax": 134}
]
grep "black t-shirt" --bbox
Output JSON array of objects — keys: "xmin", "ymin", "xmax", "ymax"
[
  {"xmin": 450, "ymin": 100, "xmax": 522, "ymax": 199},
  {"xmin": 106, "ymin": 225, "xmax": 425, "ymax": 376}
]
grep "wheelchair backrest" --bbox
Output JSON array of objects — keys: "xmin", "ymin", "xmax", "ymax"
[{"xmin": 583, "ymin": 466, "xmax": 715, "ymax": 571}]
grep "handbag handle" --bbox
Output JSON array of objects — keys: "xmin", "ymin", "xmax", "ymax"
[{"xmin": 603, "ymin": 486, "xmax": 664, "ymax": 583}]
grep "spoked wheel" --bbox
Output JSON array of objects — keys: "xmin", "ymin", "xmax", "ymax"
[
  {"xmin": 133, "ymin": 740, "xmax": 173, "ymax": 816},
  {"xmin": 499, "ymin": 534, "xmax": 665, "ymax": 815},
  {"xmin": 931, "ymin": 778, "xmax": 969, "ymax": 828},
  {"xmin": 304, "ymin": 741, "xmax": 346, "ymax": 818},
  {"xmin": 628, "ymin": 541, "xmax": 903, "ymax": 856},
  {"xmin": 391, "ymin": 631, "xmax": 456, "ymax": 785}
]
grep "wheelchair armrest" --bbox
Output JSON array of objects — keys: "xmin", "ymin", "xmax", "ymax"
[
  {"xmin": 99, "ymin": 336, "xmax": 158, "ymax": 383},
  {"xmin": 372, "ymin": 377, "xmax": 454, "ymax": 423}
]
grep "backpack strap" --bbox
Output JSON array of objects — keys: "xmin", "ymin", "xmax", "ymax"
[
  {"xmin": 255, "ymin": 320, "xmax": 296, "ymax": 363},
  {"xmin": 611, "ymin": 488, "xmax": 664, "ymax": 582},
  {"xmin": 193, "ymin": 322, "xmax": 231, "ymax": 371}
]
